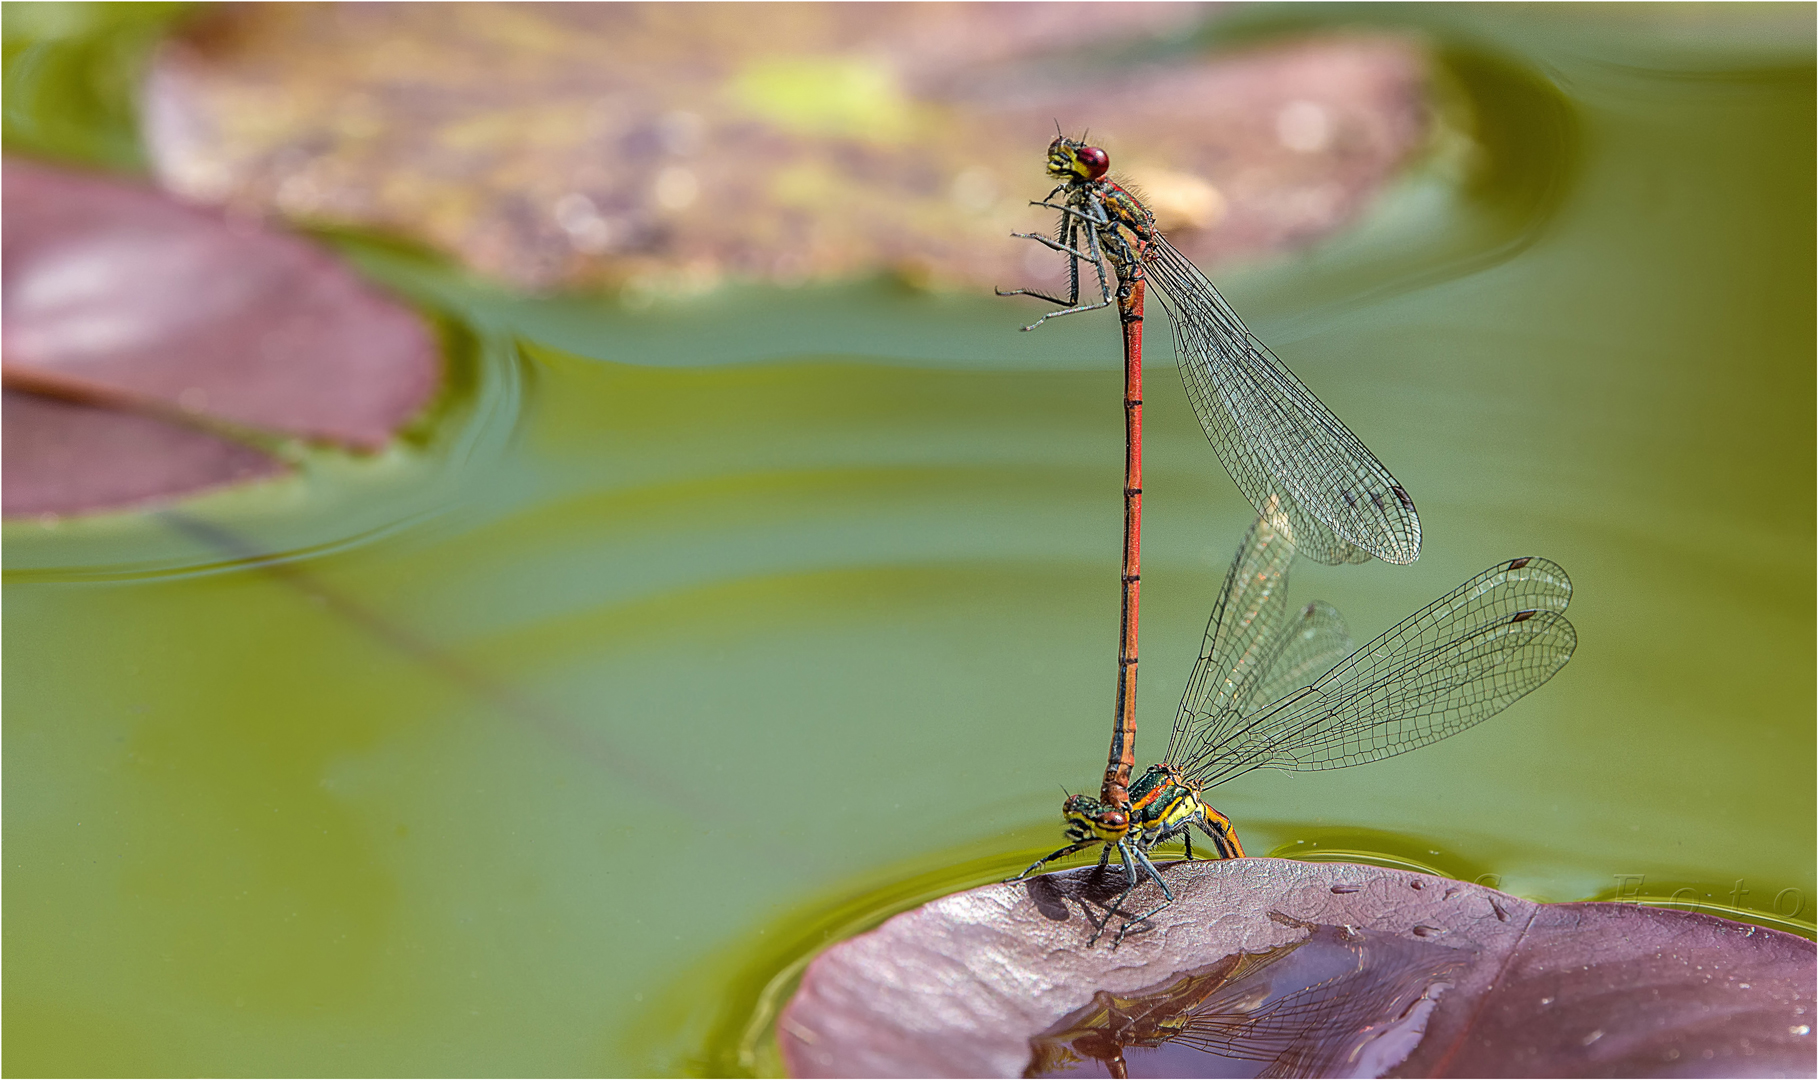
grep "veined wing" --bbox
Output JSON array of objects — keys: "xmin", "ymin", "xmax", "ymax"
[
  {"xmin": 1166, "ymin": 509, "xmax": 1296, "ymax": 765},
  {"xmin": 1245, "ymin": 601, "xmax": 1353, "ymax": 714},
  {"xmin": 1171, "ymin": 599, "xmax": 1355, "ymax": 776},
  {"xmin": 1180, "ymin": 557, "xmax": 1575, "ymax": 789},
  {"xmin": 1143, "ymin": 235, "xmax": 1420, "ymax": 567}
]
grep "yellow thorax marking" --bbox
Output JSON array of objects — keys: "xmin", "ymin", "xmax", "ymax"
[{"xmin": 1150, "ymin": 788, "xmax": 1202, "ymax": 830}]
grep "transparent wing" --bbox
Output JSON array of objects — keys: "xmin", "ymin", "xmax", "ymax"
[
  {"xmin": 1180, "ymin": 557, "xmax": 1575, "ymax": 789},
  {"xmin": 1166, "ymin": 508, "xmax": 1296, "ymax": 765},
  {"xmin": 1144, "ymin": 235, "xmax": 1420, "ymax": 566},
  {"xmin": 1245, "ymin": 601, "xmax": 1353, "ymax": 714}
]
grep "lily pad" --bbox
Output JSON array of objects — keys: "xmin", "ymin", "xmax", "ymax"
[
  {"xmin": 3, "ymin": 158, "xmax": 438, "ymax": 449},
  {"xmin": 2, "ymin": 158, "xmax": 440, "ymax": 516},
  {"xmin": 779, "ymin": 859, "xmax": 1816, "ymax": 1078},
  {"xmin": 2, "ymin": 389, "xmax": 285, "ymax": 518},
  {"xmin": 143, "ymin": 6, "xmax": 1427, "ymax": 293}
]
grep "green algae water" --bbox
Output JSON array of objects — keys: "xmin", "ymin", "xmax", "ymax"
[{"xmin": 5, "ymin": 6, "xmax": 1813, "ymax": 1076}]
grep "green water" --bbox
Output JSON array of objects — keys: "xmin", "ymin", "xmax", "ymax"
[{"xmin": 5, "ymin": 6, "xmax": 1813, "ymax": 1076}]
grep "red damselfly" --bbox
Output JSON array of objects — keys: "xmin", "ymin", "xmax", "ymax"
[
  {"xmin": 997, "ymin": 136, "xmax": 1153, "ymax": 826},
  {"xmin": 1012, "ymin": 509, "xmax": 1576, "ymax": 944},
  {"xmin": 1000, "ymin": 135, "xmax": 1422, "ymax": 568}
]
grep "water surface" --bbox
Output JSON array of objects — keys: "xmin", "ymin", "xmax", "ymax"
[{"xmin": 5, "ymin": 6, "xmax": 1812, "ymax": 1075}]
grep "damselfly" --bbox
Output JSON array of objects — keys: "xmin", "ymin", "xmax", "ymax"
[
  {"xmin": 999, "ymin": 135, "xmax": 1422, "ymax": 567},
  {"xmin": 1001, "ymin": 141, "xmax": 1156, "ymax": 825},
  {"xmin": 1013, "ymin": 509, "xmax": 1576, "ymax": 944}
]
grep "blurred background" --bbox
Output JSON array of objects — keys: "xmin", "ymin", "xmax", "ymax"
[{"xmin": 3, "ymin": 3, "xmax": 1812, "ymax": 1075}]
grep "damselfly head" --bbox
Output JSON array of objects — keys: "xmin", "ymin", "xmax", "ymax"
[
  {"xmin": 1062, "ymin": 792, "xmax": 1130, "ymax": 842},
  {"xmin": 1045, "ymin": 137, "xmax": 1111, "ymax": 183}
]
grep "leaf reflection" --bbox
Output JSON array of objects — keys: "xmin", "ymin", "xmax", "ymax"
[{"xmin": 1027, "ymin": 914, "xmax": 1469, "ymax": 1079}]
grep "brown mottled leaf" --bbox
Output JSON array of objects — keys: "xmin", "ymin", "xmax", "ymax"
[
  {"xmin": 143, "ymin": 5, "xmax": 1427, "ymax": 293},
  {"xmin": 2, "ymin": 390, "xmax": 285, "ymax": 518},
  {"xmin": 2, "ymin": 158, "xmax": 438, "ymax": 452},
  {"xmin": 778, "ymin": 860, "xmax": 1816, "ymax": 1079}
]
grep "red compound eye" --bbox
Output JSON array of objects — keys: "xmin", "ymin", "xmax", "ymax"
[
  {"xmin": 1102, "ymin": 810, "xmax": 1127, "ymax": 829},
  {"xmin": 1076, "ymin": 145, "xmax": 1110, "ymax": 179}
]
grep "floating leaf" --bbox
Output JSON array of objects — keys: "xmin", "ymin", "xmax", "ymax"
[
  {"xmin": 1425, "ymin": 900, "xmax": 1818, "ymax": 1077},
  {"xmin": 3, "ymin": 158, "xmax": 438, "ymax": 450},
  {"xmin": 2, "ymin": 389, "xmax": 284, "ymax": 518},
  {"xmin": 779, "ymin": 860, "xmax": 1816, "ymax": 1078},
  {"xmin": 1, "ymin": 158, "xmax": 440, "ymax": 516},
  {"xmin": 1027, "ymin": 916, "xmax": 1468, "ymax": 1078},
  {"xmin": 142, "ymin": 6, "xmax": 1428, "ymax": 293}
]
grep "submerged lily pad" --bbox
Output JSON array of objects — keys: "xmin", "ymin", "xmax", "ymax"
[
  {"xmin": 779, "ymin": 859, "xmax": 1815, "ymax": 1078},
  {"xmin": 1, "ymin": 158, "xmax": 440, "ymax": 516}
]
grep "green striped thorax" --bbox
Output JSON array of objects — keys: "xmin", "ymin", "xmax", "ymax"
[
  {"xmin": 1127, "ymin": 764, "xmax": 1203, "ymax": 842},
  {"xmin": 1128, "ymin": 762, "xmax": 1246, "ymax": 858}
]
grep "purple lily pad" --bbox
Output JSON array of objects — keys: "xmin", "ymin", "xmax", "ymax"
[
  {"xmin": 2, "ymin": 390, "xmax": 285, "ymax": 518},
  {"xmin": 2, "ymin": 158, "xmax": 440, "ymax": 517},
  {"xmin": 779, "ymin": 859, "xmax": 1816, "ymax": 1078},
  {"xmin": 3, "ymin": 158, "xmax": 438, "ymax": 451}
]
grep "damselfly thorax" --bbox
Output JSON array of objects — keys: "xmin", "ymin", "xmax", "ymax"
[{"xmin": 1127, "ymin": 763, "xmax": 1245, "ymax": 860}]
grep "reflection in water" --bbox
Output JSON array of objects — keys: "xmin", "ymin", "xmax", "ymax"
[{"xmin": 1027, "ymin": 915, "xmax": 1468, "ymax": 1079}]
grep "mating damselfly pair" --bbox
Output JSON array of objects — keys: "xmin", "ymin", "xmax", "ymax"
[{"xmin": 1000, "ymin": 135, "xmax": 1576, "ymax": 944}]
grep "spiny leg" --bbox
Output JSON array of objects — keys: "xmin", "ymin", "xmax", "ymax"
[
  {"xmin": 995, "ymin": 220, "xmax": 1092, "ymax": 307},
  {"xmin": 1088, "ymin": 839, "xmax": 1169, "ymax": 945},
  {"xmin": 1027, "ymin": 195, "xmax": 1114, "ymax": 231},
  {"xmin": 1008, "ymin": 838, "xmax": 1099, "ymax": 882},
  {"xmin": 1140, "ymin": 822, "xmax": 1196, "ymax": 863},
  {"xmin": 1034, "ymin": 194, "xmax": 1122, "ymax": 290},
  {"xmin": 1113, "ymin": 845, "xmax": 1179, "ymax": 945},
  {"xmin": 1039, "ymin": 200, "xmax": 1085, "ymax": 313},
  {"xmin": 1087, "ymin": 840, "xmax": 1144, "ymax": 945},
  {"xmin": 1002, "ymin": 229, "xmax": 1101, "ymax": 267},
  {"xmin": 1071, "ymin": 205, "xmax": 1114, "ymax": 311},
  {"xmin": 1079, "ymin": 216, "xmax": 1114, "ymax": 315},
  {"xmin": 1014, "ymin": 223, "xmax": 1115, "ymax": 329},
  {"xmin": 999, "ymin": 196, "xmax": 1117, "ymax": 328},
  {"xmin": 1060, "ymin": 208, "xmax": 1081, "ymax": 315}
]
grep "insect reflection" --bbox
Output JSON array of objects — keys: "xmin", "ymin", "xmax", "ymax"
[{"xmin": 1026, "ymin": 914, "xmax": 1468, "ymax": 1079}]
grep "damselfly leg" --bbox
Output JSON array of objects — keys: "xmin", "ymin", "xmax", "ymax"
[
  {"xmin": 1094, "ymin": 841, "xmax": 1175, "ymax": 946},
  {"xmin": 995, "ymin": 201, "xmax": 1118, "ymax": 330},
  {"xmin": 1010, "ymin": 839, "xmax": 1099, "ymax": 883}
]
